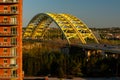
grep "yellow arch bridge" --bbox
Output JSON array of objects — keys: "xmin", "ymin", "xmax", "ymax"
[{"xmin": 23, "ymin": 13, "xmax": 99, "ymax": 44}]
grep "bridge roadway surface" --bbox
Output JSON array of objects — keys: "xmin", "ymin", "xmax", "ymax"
[{"xmin": 77, "ymin": 44, "xmax": 120, "ymax": 54}]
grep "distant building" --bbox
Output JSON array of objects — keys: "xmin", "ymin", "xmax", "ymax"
[
  {"xmin": 0, "ymin": 0, "xmax": 23, "ymax": 80},
  {"xmin": 91, "ymin": 27, "xmax": 120, "ymax": 40}
]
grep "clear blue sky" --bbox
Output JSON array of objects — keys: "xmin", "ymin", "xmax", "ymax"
[{"xmin": 23, "ymin": 0, "xmax": 120, "ymax": 28}]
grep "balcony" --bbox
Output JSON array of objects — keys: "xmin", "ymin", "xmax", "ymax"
[
  {"xmin": 0, "ymin": 64, "xmax": 18, "ymax": 69},
  {"xmin": 0, "ymin": 11, "xmax": 18, "ymax": 15},
  {"xmin": 0, "ymin": 43, "xmax": 17, "ymax": 48},
  {"xmin": 0, "ymin": 54, "xmax": 17, "ymax": 58},
  {"xmin": 0, "ymin": 33, "xmax": 17, "ymax": 37},
  {"xmin": 0, "ymin": 21, "xmax": 18, "ymax": 26},
  {"xmin": 0, "ymin": 74, "xmax": 18, "ymax": 79},
  {"xmin": 0, "ymin": 0, "xmax": 18, "ymax": 4}
]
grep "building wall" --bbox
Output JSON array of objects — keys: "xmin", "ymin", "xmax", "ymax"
[{"xmin": 0, "ymin": 0, "xmax": 23, "ymax": 80}]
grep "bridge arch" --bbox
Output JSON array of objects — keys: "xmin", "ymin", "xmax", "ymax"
[{"xmin": 23, "ymin": 13, "xmax": 99, "ymax": 44}]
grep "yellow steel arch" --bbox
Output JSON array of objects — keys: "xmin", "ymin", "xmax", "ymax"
[
  {"xmin": 60, "ymin": 13, "xmax": 99, "ymax": 44},
  {"xmin": 23, "ymin": 14, "xmax": 47, "ymax": 38},
  {"xmin": 23, "ymin": 13, "xmax": 99, "ymax": 44}
]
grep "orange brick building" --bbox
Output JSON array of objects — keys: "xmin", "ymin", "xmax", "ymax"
[{"xmin": 0, "ymin": 0, "xmax": 23, "ymax": 80}]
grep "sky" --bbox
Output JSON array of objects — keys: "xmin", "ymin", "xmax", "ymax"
[{"xmin": 23, "ymin": 0, "xmax": 120, "ymax": 28}]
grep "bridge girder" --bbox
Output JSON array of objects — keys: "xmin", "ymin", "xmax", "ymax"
[{"xmin": 23, "ymin": 13, "xmax": 99, "ymax": 44}]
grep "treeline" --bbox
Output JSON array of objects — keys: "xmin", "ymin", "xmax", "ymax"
[{"xmin": 23, "ymin": 43, "xmax": 120, "ymax": 77}]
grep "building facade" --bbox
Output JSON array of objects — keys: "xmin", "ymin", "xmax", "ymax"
[{"xmin": 0, "ymin": 0, "xmax": 23, "ymax": 80}]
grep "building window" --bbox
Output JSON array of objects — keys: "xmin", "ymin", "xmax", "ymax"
[
  {"xmin": 11, "ymin": 16, "xmax": 17, "ymax": 24},
  {"xmin": 11, "ymin": 6, "xmax": 17, "ymax": 13},
  {"xmin": 4, "ymin": 27, "xmax": 7, "ymax": 32},
  {"xmin": 11, "ymin": 27, "xmax": 17, "ymax": 34},
  {"xmin": 4, "ymin": 48, "xmax": 7, "ymax": 53},
  {"xmin": 4, "ymin": 59, "xmax": 7, "ymax": 64},
  {"xmin": 4, "ymin": 69, "xmax": 8, "ymax": 75},
  {"xmin": 3, "ymin": 17, "xmax": 8, "ymax": 23},
  {"xmin": 4, "ymin": 6, "xmax": 8, "ymax": 10},
  {"xmin": 3, "ymin": 0, "xmax": 7, "ymax": 2},
  {"xmin": 10, "ymin": 58, "xmax": 16, "ymax": 64},
  {"xmin": 12, "ymin": 70, "xmax": 17, "ymax": 77},
  {"xmin": 4, "ymin": 38, "xmax": 7, "ymax": 42},
  {"xmin": 11, "ymin": 48, "xmax": 17, "ymax": 56},
  {"xmin": 4, "ymin": 6, "xmax": 8, "ymax": 13},
  {"xmin": 13, "ymin": 0, "xmax": 18, "ymax": 2},
  {"xmin": 11, "ymin": 37, "xmax": 17, "ymax": 45}
]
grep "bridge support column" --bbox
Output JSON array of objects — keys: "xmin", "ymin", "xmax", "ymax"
[
  {"xmin": 87, "ymin": 50, "xmax": 91, "ymax": 57},
  {"xmin": 86, "ymin": 49, "xmax": 102, "ymax": 58},
  {"xmin": 86, "ymin": 50, "xmax": 96, "ymax": 57}
]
